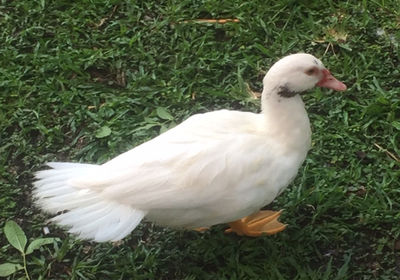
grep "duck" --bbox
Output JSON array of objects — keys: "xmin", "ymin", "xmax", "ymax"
[{"xmin": 34, "ymin": 53, "xmax": 347, "ymax": 242}]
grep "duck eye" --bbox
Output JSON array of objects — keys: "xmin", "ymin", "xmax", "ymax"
[{"xmin": 305, "ymin": 67, "xmax": 317, "ymax": 76}]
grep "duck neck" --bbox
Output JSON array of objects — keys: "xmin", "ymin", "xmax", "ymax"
[{"xmin": 261, "ymin": 85, "xmax": 311, "ymax": 151}]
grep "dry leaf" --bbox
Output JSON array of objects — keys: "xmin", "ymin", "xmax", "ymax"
[
  {"xmin": 246, "ymin": 83, "xmax": 261, "ymax": 99},
  {"xmin": 326, "ymin": 28, "xmax": 348, "ymax": 43},
  {"xmin": 180, "ymin": 18, "xmax": 240, "ymax": 24}
]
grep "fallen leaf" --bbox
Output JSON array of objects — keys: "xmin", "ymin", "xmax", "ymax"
[
  {"xmin": 246, "ymin": 83, "xmax": 261, "ymax": 99},
  {"xmin": 179, "ymin": 18, "xmax": 240, "ymax": 24},
  {"xmin": 326, "ymin": 28, "xmax": 348, "ymax": 43}
]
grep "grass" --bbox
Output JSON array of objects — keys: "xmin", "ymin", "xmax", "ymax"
[{"xmin": 0, "ymin": 0, "xmax": 399, "ymax": 279}]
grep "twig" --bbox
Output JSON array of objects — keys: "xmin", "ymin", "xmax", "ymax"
[
  {"xmin": 373, "ymin": 142, "xmax": 400, "ymax": 162},
  {"xmin": 245, "ymin": 83, "xmax": 261, "ymax": 99},
  {"xmin": 180, "ymin": 18, "xmax": 240, "ymax": 24},
  {"xmin": 323, "ymin": 42, "xmax": 336, "ymax": 56},
  {"xmin": 95, "ymin": 5, "xmax": 118, "ymax": 28}
]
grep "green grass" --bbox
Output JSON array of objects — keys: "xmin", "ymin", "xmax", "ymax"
[{"xmin": 1, "ymin": 0, "xmax": 400, "ymax": 279}]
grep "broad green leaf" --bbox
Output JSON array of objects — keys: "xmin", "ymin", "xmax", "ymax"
[
  {"xmin": 159, "ymin": 125, "xmax": 169, "ymax": 134},
  {"xmin": 156, "ymin": 107, "xmax": 174, "ymax": 121},
  {"xmin": 26, "ymin": 238, "xmax": 57, "ymax": 255},
  {"xmin": 4, "ymin": 221, "xmax": 27, "ymax": 253},
  {"xmin": 392, "ymin": 121, "xmax": 400, "ymax": 131},
  {"xmin": 95, "ymin": 126, "xmax": 112, "ymax": 138},
  {"xmin": 0, "ymin": 263, "xmax": 23, "ymax": 277}
]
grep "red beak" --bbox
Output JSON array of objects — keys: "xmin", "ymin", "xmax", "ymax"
[{"xmin": 316, "ymin": 69, "xmax": 347, "ymax": 91}]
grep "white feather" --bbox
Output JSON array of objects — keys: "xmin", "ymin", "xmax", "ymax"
[
  {"xmin": 34, "ymin": 162, "xmax": 147, "ymax": 242},
  {"xmin": 33, "ymin": 53, "xmax": 345, "ymax": 242}
]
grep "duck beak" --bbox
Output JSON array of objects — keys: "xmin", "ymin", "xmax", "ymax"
[{"xmin": 316, "ymin": 69, "xmax": 347, "ymax": 91}]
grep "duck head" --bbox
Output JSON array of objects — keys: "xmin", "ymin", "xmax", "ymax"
[{"xmin": 263, "ymin": 53, "xmax": 347, "ymax": 98}]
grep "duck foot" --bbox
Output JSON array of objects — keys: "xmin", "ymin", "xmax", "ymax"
[
  {"xmin": 225, "ymin": 210, "xmax": 286, "ymax": 237},
  {"xmin": 193, "ymin": 227, "xmax": 209, "ymax": 233}
]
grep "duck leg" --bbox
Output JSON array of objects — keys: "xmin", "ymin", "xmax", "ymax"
[{"xmin": 225, "ymin": 210, "xmax": 286, "ymax": 237}]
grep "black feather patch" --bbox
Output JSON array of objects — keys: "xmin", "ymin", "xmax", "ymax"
[{"xmin": 276, "ymin": 85, "xmax": 299, "ymax": 98}]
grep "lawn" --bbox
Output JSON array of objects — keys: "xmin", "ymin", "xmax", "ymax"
[{"xmin": 1, "ymin": 0, "xmax": 399, "ymax": 279}]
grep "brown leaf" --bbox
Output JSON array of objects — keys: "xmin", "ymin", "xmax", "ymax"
[
  {"xmin": 326, "ymin": 28, "xmax": 348, "ymax": 43},
  {"xmin": 246, "ymin": 83, "xmax": 261, "ymax": 99},
  {"xmin": 179, "ymin": 18, "xmax": 240, "ymax": 24},
  {"xmin": 394, "ymin": 239, "xmax": 400, "ymax": 251},
  {"xmin": 115, "ymin": 69, "xmax": 126, "ymax": 87}
]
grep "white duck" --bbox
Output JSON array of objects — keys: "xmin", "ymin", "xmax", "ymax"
[{"xmin": 34, "ymin": 53, "xmax": 346, "ymax": 242}]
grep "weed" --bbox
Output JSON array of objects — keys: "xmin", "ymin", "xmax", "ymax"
[{"xmin": 0, "ymin": 221, "xmax": 58, "ymax": 279}]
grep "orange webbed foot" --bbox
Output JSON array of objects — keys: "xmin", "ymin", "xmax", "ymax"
[
  {"xmin": 193, "ymin": 227, "xmax": 209, "ymax": 233},
  {"xmin": 225, "ymin": 210, "xmax": 287, "ymax": 237}
]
